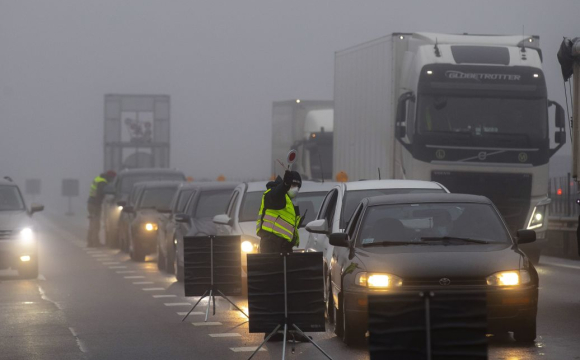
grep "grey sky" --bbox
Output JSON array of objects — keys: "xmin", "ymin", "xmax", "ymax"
[{"xmin": 1, "ymin": 0, "xmax": 578, "ymax": 209}]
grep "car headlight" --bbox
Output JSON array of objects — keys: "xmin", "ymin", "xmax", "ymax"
[
  {"xmin": 144, "ymin": 223, "xmax": 158, "ymax": 231},
  {"xmin": 486, "ymin": 270, "xmax": 531, "ymax": 286},
  {"xmin": 241, "ymin": 238, "xmax": 259, "ymax": 253},
  {"xmin": 20, "ymin": 228, "xmax": 34, "ymax": 245},
  {"xmin": 527, "ymin": 205, "xmax": 546, "ymax": 230},
  {"xmin": 355, "ymin": 272, "xmax": 403, "ymax": 288}
]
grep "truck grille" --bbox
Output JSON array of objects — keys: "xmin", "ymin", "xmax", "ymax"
[
  {"xmin": 431, "ymin": 171, "xmax": 532, "ymax": 235},
  {"xmin": 0, "ymin": 230, "xmax": 15, "ymax": 240}
]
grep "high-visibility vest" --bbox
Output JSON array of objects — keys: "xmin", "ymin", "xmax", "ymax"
[
  {"xmin": 256, "ymin": 189, "xmax": 300, "ymax": 245},
  {"xmin": 89, "ymin": 176, "xmax": 107, "ymax": 198}
]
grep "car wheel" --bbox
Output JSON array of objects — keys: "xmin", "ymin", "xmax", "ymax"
[
  {"xmin": 165, "ymin": 244, "xmax": 175, "ymax": 274},
  {"xmin": 526, "ymin": 249, "xmax": 541, "ymax": 265},
  {"xmin": 325, "ymin": 276, "xmax": 334, "ymax": 324},
  {"xmin": 157, "ymin": 245, "xmax": 166, "ymax": 271},
  {"xmin": 175, "ymin": 248, "xmax": 184, "ymax": 282},
  {"xmin": 130, "ymin": 241, "xmax": 146, "ymax": 262},
  {"xmin": 513, "ymin": 317, "xmax": 537, "ymax": 343},
  {"xmin": 342, "ymin": 297, "xmax": 365, "ymax": 346},
  {"xmin": 18, "ymin": 259, "xmax": 39, "ymax": 279},
  {"xmin": 334, "ymin": 293, "xmax": 343, "ymax": 338}
]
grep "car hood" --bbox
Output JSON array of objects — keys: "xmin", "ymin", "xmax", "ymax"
[
  {"xmin": 239, "ymin": 222, "xmax": 256, "ymax": 237},
  {"xmin": 353, "ymin": 243, "xmax": 523, "ymax": 278},
  {"xmin": 187, "ymin": 218, "xmax": 218, "ymax": 236},
  {"xmin": 0, "ymin": 211, "xmax": 30, "ymax": 230},
  {"xmin": 135, "ymin": 209, "xmax": 163, "ymax": 221}
]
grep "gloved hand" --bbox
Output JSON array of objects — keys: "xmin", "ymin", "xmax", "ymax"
[{"xmin": 283, "ymin": 170, "xmax": 293, "ymax": 187}]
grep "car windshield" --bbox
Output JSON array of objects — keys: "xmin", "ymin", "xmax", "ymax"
[
  {"xmin": 120, "ymin": 174, "xmax": 185, "ymax": 194},
  {"xmin": 417, "ymin": 95, "xmax": 547, "ymax": 140},
  {"xmin": 357, "ymin": 202, "xmax": 511, "ymax": 248},
  {"xmin": 0, "ymin": 185, "xmax": 25, "ymax": 211},
  {"xmin": 342, "ymin": 188, "xmax": 445, "ymax": 228},
  {"xmin": 192, "ymin": 190, "xmax": 233, "ymax": 218},
  {"xmin": 175, "ymin": 189, "xmax": 194, "ymax": 213},
  {"xmin": 137, "ymin": 187, "xmax": 178, "ymax": 210},
  {"xmin": 238, "ymin": 190, "xmax": 327, "ymax": 224},
  {"xmin": 239, "ymin": 191, "xmax": 264, "ymax": 222}
]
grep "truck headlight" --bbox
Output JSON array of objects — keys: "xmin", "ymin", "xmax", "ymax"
[
  {"xmin": 144, "ymin": 223, "xmax": 158, "ymax": 231},
  {"xmin": 486, "ymin": 270, "xmax": 531, "ymax": 286},
  {"xmin": 355, "ymin": 272, "xmax": 403, "ymax": 288},
  {"xmin": 527, "ymin": 205, "xmax": 546, "ymax": 230},
  {"xmin": 20, "ymin": 228, "xmax": 34, "ymax": 245}
]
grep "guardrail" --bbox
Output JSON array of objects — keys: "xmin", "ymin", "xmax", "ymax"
[{"xmin": 549, "ymin": 174, "xmax": 578, "ymax": 217}]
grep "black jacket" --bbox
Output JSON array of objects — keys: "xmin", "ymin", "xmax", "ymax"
[{"xmin": 258, "ymin": 177, "xmax": 300, "ymax": 240}]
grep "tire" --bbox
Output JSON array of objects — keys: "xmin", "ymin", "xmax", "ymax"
[
  {"xmin": 165, "ymin": 244, "xmax": 176, "ymax": 275},
  {"xmin": 157, "ymin": 245, "xmax": 166, "ymax": 271},
  {"xmin": 342, "ymin": 297, "xmax": 365, "ymax": 346},
  {"xmin": 526, "ymin": 249, "xmax": 541, "ymax": 265},
  {"xmin": 513, "ymin": 317, "xmax": 537, "ymax": 343},
  {"xmin": 130, "ymin": 241, "xmax": 146, "ymax": 262},
  {"xmin": 18, "ymin": 259, "xmax": 39, "ymax": 279},
  {"xmin": 325, "ymin": 276, "xmax": 334, "ymax": 324},
  {"xmin": 333, "ymin": 293, "xmax": 344, "ymax": 338},
  {"xmin": 175, "ymin": 248, "xmax": 184, "ymax": 282}
]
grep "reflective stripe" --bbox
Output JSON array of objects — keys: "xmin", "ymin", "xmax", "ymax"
[
  {"xmin": 256, "ymin": 188, "xmax": 299, "ymax": 244},
  {"xmin": 89, "ymin": 176, "xmax": 107, "ymax": 198}
]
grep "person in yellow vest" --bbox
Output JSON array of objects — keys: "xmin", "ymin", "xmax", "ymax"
[
  {"xmin": 257, "ymin": 170, "xmax": 302, "ymax": 254},
  {"xmin": 87, "ymin": 170, "xmax": 116, "ymax": 247}
]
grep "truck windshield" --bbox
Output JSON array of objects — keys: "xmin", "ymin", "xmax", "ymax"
[
  {"xmin": 417, "ymin": 96, "xmax": 547, "ymax": 140},
  {"xmin": 137, "ymin": 187, "xmax": 178, "ymax": 210},
  {"xmin": 0, "ymin": 186, "xmax": 25, "ymax": 211}
]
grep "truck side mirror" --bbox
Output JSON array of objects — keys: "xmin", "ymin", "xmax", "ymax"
[
  {"xmin": 549, "ymin": 100, "xmax": 567, "ymax": 155},
  {"xmin": 396, "ymin": 92, "xmax": 415, "ymax": 139}
]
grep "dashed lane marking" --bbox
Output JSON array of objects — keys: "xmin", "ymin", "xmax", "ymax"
[
  {"xmin": 38, "ymin": 274, "xmax": 46, "ymax": 281},
  {"xmin": 69, "ymin": 327, "xmax": 88, "ymax": 353},
  {"xmin": 103, "ymin": 262, "xmax": 120, "ymax": 265},
  {"xmin": 124, "ymin": 276, "xmax": 145, "ymax": 279},
  {"xmin": 192, "ymin": 322, "xmax": 223, "ymax": 326},
  {"xmin": 91, "ymin": 254, "xmax": 109, "ymax": 257},
  {"xmin": 153, "ymin": 295, "xmax": 177, "ymax": 298},
  {"xmin": 164, "ymin": 302, "xmax": 192, "ymax": 306},
  {"xmin": 230, "ymin": 347, "xmax": 266, "ymax": 352},
  {"xmin": 209, "ymin": 333, "xmax": 241, "ymax": 338},
  {"xmin": 109, "ymin": 266, "xmax": 127, "ymax": 269},
  {"xmin": 96, "ymin": 258, "xmax": 114, "ymax": 262},
  {"xmin": 142, "ymin": 288, "xmax": 165, "ymax": 291},
  {"xmin": 133, "ymin": 281, "xmax": 154, "ymax": 284},
  {"xmin": 177, "ymin": 311, "xmax": 204, "ymax": 316},
  {"xmin": 116, "ymin": 270, "xmax": 136, "ymax": 274}
]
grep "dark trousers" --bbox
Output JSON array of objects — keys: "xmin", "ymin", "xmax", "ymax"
[
  {"xmin": 259, "ymin": 232, "xmax": 293, "ymax": 254},
  {"xmin": 87, "ymin": 202, "xmax": 102, "ymax": 247}
]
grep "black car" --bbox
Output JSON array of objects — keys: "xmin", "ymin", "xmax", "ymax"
[
  {"xmin": 102, "ymin": 168, "xmax": 186, "ymax": 248},
  {"xmin": 122, "ymin": 181, "xmax": 181, "ymax": 261},
  {"xmin": 0, "ymin": 180, "xmax": 44, "ymax": 278},
  {"xmin": 171, "ymin": 182, "xmax": 237, "ymax": 281},
  {"xmin": 328, "ymin": 193, "xmax": 538, "ymax": 345}
]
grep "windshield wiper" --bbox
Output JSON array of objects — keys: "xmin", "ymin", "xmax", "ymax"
[
  {"xmin": 420, "ymin": 236, "xmax": 489, "ymax": 244},
  {"xmin": 362, "ymin": 241, "xmax": 421, "ymax": 247}
]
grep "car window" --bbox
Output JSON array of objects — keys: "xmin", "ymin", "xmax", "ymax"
[
  {"xmin": 356, "ymin": 202, "xmax": 511, "ymax": 247},
  {"xmin": 322, "ymin": 190, "xmax": 338, "ymax": 225},
  {"xmin": 341, "ymin": 188, "xmax": 445, "ymax": 228},
  {"xmin": 346, "ymin": 203, "xmax": 364, "ymax": 239},
  {"xmin": 317, "ymin": 190, "xmax": 334, "ymax": 220},
  {"xmin": 227, "ymin": 191, "xmax": 240, "ymax": 218},
  {"xmin": 192, "ymin": 190, "xmax": 234, "ymax": 218},
  {"xmin": 295, "ymin": 192, "xmax": 328, "ymax": 226},
  {"xmin": 175, "ymin": 189, "xmax": 194, "ymax": 213},
  {"xmin": 137, "ymin": 187, "xmax": 178, "ymax": 210},
  {"xmin": 0, "ymin": 185, "xmax": 25, "ymax": 211},
  {"xmin": 239, "ymin": 191, "xmax": 264, "ymax": 222}
]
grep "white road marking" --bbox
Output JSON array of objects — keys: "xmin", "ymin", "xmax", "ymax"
[
  {"xmin": 142, "ymin": 288, "xmax": 165, "ymax": 291},
  {"xmin": 116, "ymin": 270, "xmax": 136, "ymax": 274},
  {"xmin": 124, "ymin": 276, "xmax": 145, "ymax": 279},
  {"xmin": 38, "ymin": 274, "xmax": 46, "ymax": 281},
  {"xmin": 103, "ymin": 262, "xmax": 120, "ymax": 265},
  {"xmin": 133, "ymin": 281, "xmax": 154, "ymax": 285},
  {"xmin": 96, "ymin": 258, "xmax": 113, "ymax": 262},
  {"xmin": 209, "ymin": 333, "xmax": 241, "ymax": 338},
  {"xmin": 69, "ymin": 327, "xmax": 88, "ymax": 353},
  {"xmin": 192, "ymin": 322, "xmax": 222, "ymax": 326},
  {"xmin": 91, "ymin": 254, "xmax": 108, "ymax": 257},
  {"xmin": 153, "ymin": 295, "xmax": 177, "ymax": 298},
  {"xmin": 541, "ymin": 258, "xmax": 580, "ymax": 271},
  {"xmin": 109, "ymin": 266, "xmax": 127, "ymax": 269},
  {"xmin": 230, "ymin": 347, "xmax": 266, "ymax": 352},
  {"xmin": 177, "ymin": 312, "xmax": 204, "ymax": 316},
  {"xmin": 164, "ymin": 302, "xmax": 192, "ymax": 306}
]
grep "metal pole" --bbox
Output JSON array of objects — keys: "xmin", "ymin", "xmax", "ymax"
[
  {"xmin": 181, "ymin": 290, "xmax": 209, "ymax": 321},
  {"xmin": 568, "ymin": 173, "xmax": 572, "ymax": 216},
  {"xmin": 424, "ymin": 293, "xmax": 432, "ymax": 360}
]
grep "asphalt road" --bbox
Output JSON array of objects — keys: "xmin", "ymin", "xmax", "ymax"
[{"xmin": 1, "ymin": 212, "xmax": 580, "ymax": 360}]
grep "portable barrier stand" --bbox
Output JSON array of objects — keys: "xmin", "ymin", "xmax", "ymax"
[
  {"xmin": 247, "ymin": 252, "xmax": 332, "ymax": 360},
  {"xmin": 368, "ymin": 290, "xmax": 488, "ymax": 360},
  {"xmin": 181, "ymin": 235, "xmax": 248, "ymax": 322}
]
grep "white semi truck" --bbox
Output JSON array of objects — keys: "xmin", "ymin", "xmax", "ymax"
[
  {"xmin": 271, "ymin": 100, "xmax": 333, "ymax": 180},
  {"xmin": 333, "ymin": 33, "xmax": 567, "ymax": 260}
]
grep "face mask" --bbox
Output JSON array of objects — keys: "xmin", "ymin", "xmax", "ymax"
[{"xmin": 288, "ymin": 187, "xmax": 299, "ymax": 199}]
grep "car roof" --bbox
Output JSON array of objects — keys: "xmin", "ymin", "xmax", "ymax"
[
  {"xmin": 345, "ymin": 179, "xmax": 445, "ymax": 191},
  {"xmin": 365, "ymin": 193, "xmax": 492, "ymax": 206},
  {"xmin": 0, "ymin": 180, "xmax": 18, "ymax": 186},
  {"xmin": 244, "ymin": 180, "xmax": 337, "ymax": 193},
  {"xmin": 187, "ymin": 182, "xmax": 238, "ymax": 192},
  {"xmin": 133, "ymin": 180, "xmax": 183, "ymax": 189},
  {"xmin": 118, "ymin": 168, "xmax": 185, "ymax": 177}
]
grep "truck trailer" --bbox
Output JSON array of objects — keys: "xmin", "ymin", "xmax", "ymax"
[
  {"xmin": 271, "ymin": 100, "xmax": 333, "ymax": 180},
  {"xmin": 333, "ymin": 32, "xmax": 567, "ymax": 260}
]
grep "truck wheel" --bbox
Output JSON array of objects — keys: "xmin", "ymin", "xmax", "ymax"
[
  {"xmin": 513, "ymin": 317, "xmax": 537, "ymax": 343},
  {"xmin": 18, "ymin": 259, "xmax": 39, "ymax": 279},
  {"xmin": 157, "ymin": 245, "xmax": 166, "ymax": 271}
]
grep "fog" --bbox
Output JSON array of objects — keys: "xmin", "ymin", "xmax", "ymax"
[{"xmin": 1, "ymin": 0, "xmax": 578, "ymax": 211}]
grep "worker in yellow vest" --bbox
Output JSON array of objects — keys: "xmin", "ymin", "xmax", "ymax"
[{"xmin": 87, "ymin": 170, "xmax": 116, "ymax": 247}]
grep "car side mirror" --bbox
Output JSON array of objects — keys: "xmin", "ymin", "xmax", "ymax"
[
  {"xmin": 117, "ymin": 200, "xmax": 127, "ymax": 207},
  {"xmin": 213, "ymin": 214, "xmax": 232, "ymax": 226},
  {"xmin": 329, "ymin": 232, "xmax": 350, "ymax": 247},
  {"xmin": 104, "ymin": 184, "xmax": 115, "ymax": 195},
  {"xmin": 175, "ymin": 213, "xmax": 191, "ymax": 223},
  {"xmin": 305, "ymin": 219, "xmax": 329, "ymax": 235},
  {"xmin": 157, "ymin": 207, "xmax": 172, "ymax": 214},
  {"xmin": 123, "ymin": 205, "xmax": 134, "ymax": 213},
  {"xmin": 516, "ymin": 229, "xmax": 536, "ymax": 244},
  {"xmin": 30, "ymin": 203, "xmax": 44, "ymax": 214}
]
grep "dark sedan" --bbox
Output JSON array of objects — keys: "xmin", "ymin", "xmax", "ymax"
[{"xmin": 328, "ymin": 193, "xmax": 538, "ymax": 345}]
